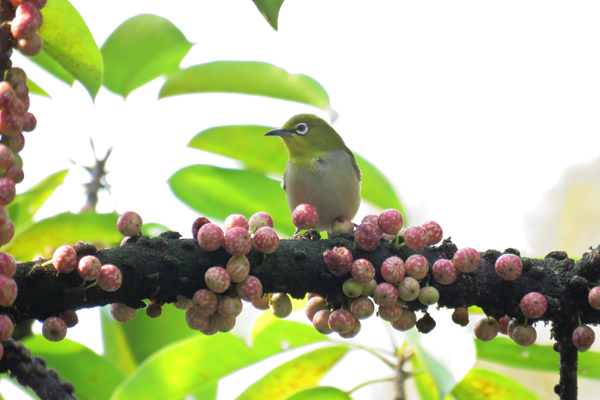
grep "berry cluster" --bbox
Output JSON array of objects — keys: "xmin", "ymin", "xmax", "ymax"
[
  {"xmin": 11, "ymin": 0, "xmax": 46, "ymax": 56},
  {"xmin": 0, "ymin": 253, "xmax": 17, "ymax": 358}
]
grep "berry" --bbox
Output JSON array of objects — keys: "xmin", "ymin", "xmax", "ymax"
[
  {"xmin": 13, "ymin": 83, "xmax": 28, "ymax": 100},
  {"xmin": 225, "ymin": 255, "xmax": 250, "ymax": 283},
  {"xmin": 391, "ymin": 309, "xmax": 416, "ymax": 331},
  {"xmin": 224, "ymin": 227, "xmax": 252, "ymax": 256},
  {"xmin": 197, "ymin": 223, "xmax": 224, "ymax": 251},
  {"xmin": 331, "ymin": 217, "xmax": 354, "ymax": 234},
  {"xmin": 292, "ymin": 203, "xmax": 318, "ymax": 231},
  {"xmin": 328, "ymin": 309, "xmax": 355, "ymax": 334},
  {"xmin": 0, "ymin": 253, "xmax": 16, "ymax": 277},
  {"xmin": 377, "ymin": 208, "xmax": 404, "ymax": 235},
  {"xmin": 312, "ymin": 310, "xmax": 333, "ymax": 334},
  {"xmin": 378, "ymin": 302, "xmax": 403, "ymax": 322},
  {"xmin": 0, "ymin": 276, "xmax": 16, "ymax": 306},
  {"xmin": 172, "ymin": 295, "xmax": 192, "ymax": 310},
  {"xmin": 4, "ymin": 133, "xmax": 25, "ymax": 152},
  {"xmin": 452, "ymin": 248, "xmax": 481, "ymax": 273},
  {"xmin": 248, "ymin": 212, "xmax": 274, "ymax": 231},
  {"xmin": 236, "ymin": 275, "xmax": 263, "ymax": 302},
  {"xmin": 0, "ymin": 178, "xmax": 15, "ymax": 206},
  {"xmin": 474, "ymin": 317, "xmax": 499, "ymax": 341},
  {"xmin": 11, "ymin": 4, "xmax": 43, "ymax": 40},
  {"xmin": 110, "ymin": 303, "xmax": 138, "ymax": 323},
  {"xmin": 354, "ymin": 222, "xmax": 381, "ymax": 251},
  {"xmin": 60, "ymin": 310, "xmax": 79, "ymax": 328},
  {"xmin": 22, "ymin": 113, "xmax": 37, "ymax": 133},
  {"xmin": 512, "ymin": 324, "xmax": 537, "ymax": 346},
  {"xmin": 191, "ymin": 217, "xmax": 211, "ymax": 238},
  {"xmin": 17, "ymin": 34, "xmax": 43, "ymax": 56},
  {"xmin": 5, "ymin": 165, "xmax": 23, "ymax": 184},
  {"xmin": 29, "ymin": 0, "xmax": 48, "ymax": 9},
  {"xmin": 323, "ymin": 246, "xmax": 353, "ymax": 276},
  {"xmin": 0, "ymin": 314, "xmax": 13, "ymax": 340},
  {"xmin": 270, "ymin": 293, "xmax": 292, "ymax": 318},
  {"xmin": 339, "ymin": 316, "xmax": 361, "ymax": 338},
  {"xmin": 251, "ymin": 295, "xmax": 270, "ymax": 310},
  {"xmin": 507, "ymin": 319, "xmax": 518, "ymax": 339},
  {"xmin": 495, "ymin": 254, "xmax": 522, "ymax": 281},
  {"xmin": 373, "ymin": 282, "xmax": 398, "ymax": 307},
  {"xmin": 498, "ymin": 316, "xmax": 510, "ymax": 334},
  {"xmin": 432, "ymin": 259, "xmax": 457, "ymax": 285},
  {"xmin": 405, "ymin": 254, "xmax": 429, "ymax": 280},
  {"xmin": 589, "ymin": 286, "xmax": 600, "ymax": 310},
  {"xmin": 0, "ymin": 207, "xmax": 7, "ymax": 227},
  {"xmin": 342, "ymin": 278, "xmax": 363, "ymax": 298},
  {"xmin": 0, "ymin": 83, "xmax": 18, "ymax": 112},
  {"xmin": 253, "ymin": 227, "xmax": 279, "ymax": 254},
  {"xmin": 573, "ymin": 325, "xmax": 595, "ymax": 352},
  {"xmin": 381, "ymin": 256, "xmax": 406, "ymax": 283},
  {"xmin": 146, "ymin": 303, "xmax": 162, "ymax": 318},
  {"xmin": 403, "ymin": 226, "xmax": 429, "ymax": 250},
  {"xmin": 210, "ymin": 312, "xmax": 236, "ymax": 333},
  {"xmin": 520, "ymin": 292, "xmax": 547, "ymax": 319},
  {"xmin": 97, "ymin": 264, "xmax": 123, "ymax": 292},
  {"xmin": 204, "ymin": 266, "xmax": 231, "ymax": 294},
  {"xmin": 361, "ymin": 279, "xmax": 377, "ymax": 297},
  {"xmin": 185, "ymin": 308, "xmax": 211, "ymax": 331},
  {"xmin": 77, "ymin": 255, "xmax": 100, "ymax": 281},
  {"xmin": 0, "ymin": 110, "xmax": 23, "ymax": 137},
  {"xmin": 305, "ymin": 295, "xmax": 328, "ymax": 321},
  {"xmin": 0, "ymin": 220, "xmax": 14, "ymax": 246},
  {"xmin": 452, "ymin": 308, "xmax": 469, "ymax": 327},
  {"xmin": 42, "ymin": 317, "xmax": 67, "ymax": 342},
  {"xmin": 5, "ymin": 68, "xmax": 26, "ymax": 87},
  {"xmin": 52, "ymin": 245, "xmax": 77, "ymax": 274},
  {"xmin": 351, "ymin": 258, "xmax": 375, "ymax": 283},
  {"xmin": 224, "ymin": 214, "xmax": 249, "ymax": 232},
  {"xmin": 422, "ymin": 221, "xmax": 443, "ymax": 245},
  {"xmin": 0, "ymin": 145, "xmax": 14, "ymax": 170},
  {"xmin": 418, "ymin": 286, "xmax": 439, "ymax": 306},
  {"xmin": 192, "ymin": 289, "xmax": 218, "ymax": 315},
  {"xmin": 198, "ymin": 320, "xmax": 218, "ymax": 336},
  {"xmin": 361, "ymin": 214, "xmax": 379, "ymax": 226},
  {"xmin": 397, "ymin": 277, "xmax": 420, "ymax": 301},
  {"xmin": 217, "ymin": 295, "xmax": 243, "ymax": 318},
  {"xmin": 117, "ymin": 211, "xmax": 143, "ymax": 236},
  {"xmin": 350, "ymin": 296, "xmax": 375, "ymax": 319}
]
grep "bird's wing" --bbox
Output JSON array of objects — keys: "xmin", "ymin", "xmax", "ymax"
[
  {"xmin": 282, "ymin": 171, "xmax": 286, "ymax": 191},
  {"xmin": 346, "ymin": 148, "xmax": 362, "ymax": 183}
]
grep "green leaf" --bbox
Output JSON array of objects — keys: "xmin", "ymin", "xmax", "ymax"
[
  {"xmin": 169, "ymin": 165, "xmax": 294, "ymax": 235},
  {"xmin": 100, "ymin": 306, "xmax": 138, "ymax": 376},
  {"xmin": 252, "ymin": 320, "xmax": 330, "ymax": 359},
  {"xmin": 23, "ymin": 335, "xmax": 126, "ymax": 400},
  {"xmin": 112, "ymin": 334, "xmax": 256, "ymax": 400},
  {"xmin": 26, "ymin": 50, "xmax": 75, "ymax": 86},
  {"xmin": 236, "ymin": 345, "xmax": 350, "ymax": 400},
  {"xmin": 160, "ymin": 62, "xmax": 334, "ymax": 117},
  {"xmin": 101, "ymin": 14, "xmax": 193, "ymax": 97},
  {"xmin": 252, "ymin": 0, "xmax": 285, "ymax": 31},
  {"xmin": 452, "ymin": 369, "xmax": 541, "ymax": 400},
  {"xmin": 26, "ymin": 77, "xmax": 50, "ymax": 97},
  {"xmin": 411, "ymin": 355, "xmax": 440, "ymax": 400},
  {"xmin": 284, "ymin": 386, "xmax": 350, "ymax": 400},
  {"xmin": 355, "ymin": 154, "xmax": 405, "ymax": 217},
  {"xmin": 4, "ymin": 212, "xmax": 121, "ymax": 261},
  {"xmin": 39, "ymin": 0, "xmax": 102, "ymax": 99},
  {"xmin": 7, "ymin": 169, "xmax": 68, "ymax": 232}
]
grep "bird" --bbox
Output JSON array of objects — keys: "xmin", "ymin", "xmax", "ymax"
[{"xmin": 264, "ymin": 114, "xmax": 361, "ymax": 233}]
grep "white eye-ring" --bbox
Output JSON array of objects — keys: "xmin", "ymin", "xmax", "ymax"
[{"xmin": 295, "ymin": 123, "xmax": 308, "ymax": 135}]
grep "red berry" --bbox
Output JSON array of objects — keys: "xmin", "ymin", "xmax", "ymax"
[
  {"xmin": 110, "ymin": 303, "xmax": 138, "ymax": 322},
  {"xmin": 305, "ymin": 295, "xmax": 328, "ymax": 321},
  {"xmin": 328, "ymin": 309, "xmax": 355, "ymax": 334},
  {"xmin": 520, "ymin": 292, "xmax": 547, "ymax": 319},
  {"xmin": 204, "ymin": 267, "xmax": 230, "ymax": 294},
  {"xmin": 323, "ymin": 246, "xmax": 353, "ymax": 276},
  {"xmin": 97, "ymin": 264, "xmax": 123, "ymax": 292},
  {"xmin": 0, "ymin": 253, "xmax": 16, "ymax": 277},
  {"xmin": 361, "ymin": 214, "xmax": 378, "ymax": 226},
  {"xmin": 405, "ymin": 254, "xmax": 429, "ymax": 280},
  {"xmin": 351, "ymin": 259, "xmax": 375, "ymax": 283},
  {"xmin": 210, "ymin": 312, "xmax": 236, "ymax": 333},
  {"xmin": 0, "ymin": 83, "xmax": 18, "ymax": 112},
  {"xmin": 398, "ymin": 277, "xmax": 420, "ymax": 301},
  {"xmin": 224, "ymin": 214, "xmax": 249, "ymax": 232},
  {"xmin": 5, "ymin": 165, "xmax": 23, "ymax": 184},
  {"xmin": 29, "ymin": 0, "xmax": 48, "ymax": 9},
  {"xmin": 248, "ymin": 212, "xmax": 273, "ymax": 230},
  {"xmin": 339, "ymin": 316, "xmax": 361, "ymax": 338},
  {"xmin": 270, "ymin": 293, "xmax": 292, "ymax": 318},
  {"xmin": 377, "ymin": 208, "xmax": 404, "ymax": 235},
  {"xmin": 61, "ymin": 309, "xmax": 79, "ymax": 326},
  {"xmin": 381, "ymin": 256, "xmax": 406, "ymax": 283},
  {"xmin": 0, "ymin": 220, "xmax": 14, "ymax": 246},
  {"xmin": 225, "ymin": 255, "xmax": 250, "ymax": 283},
  {"xmin": 422, "ymin": 221, "xmax": 443, "ymax": 245},
  {"xmin": 22, "ymin": 112, "xmax": 37, "ymax": 132},
  {"xmin": 418, "ymin": 286, "xmax": 439, "ymax": 306},
  {"xmin": 197, "ymin": 223, "xmax": 224, "ymax": 251},
  {"xmin": 185, "ymin": 307, "xmax": 211, "ymax": 331},
  {"xmin": 77, "ymin": 255, "xmax": 101, "ymax": 281},
  {"xmin": 432, "ymin": 259, "xmax": 457, "ymax": 285},
  {"xmin": 292, "ymin": 204, "xmax": 318, "ymax": 231},
  {"xmin": 253, "ymin": 226, "xmax": 279, "ymax": 254},
  {"xmin": 0, "ymin": 207, "xmax": 7, "ymax": 227},
  {"xmin": 17, "ymin": 34, "xmax": 43, "ymax": 56},
  {"xmin": 495, "ymin": 254, "xmax": 523, "ymax": 281},
  {"xmin": 378, "ymin": 302, "xmax": 403, "ymax": 322},
  {"xmin": 42, "ymin": 317, "xmax": 67, "ymax": 342},
  {"xmin": 453, "ymin": 247, "xmax": 481, "ymax": 273},
  {"xmin": 0, "ymin": 110, "xmax": 23, "ymax": 137},
  {"xmin": 236, "ymin": 275, "xmax": 263, "ymax": 302},
  {"xmin": 0, "ymin": 314, "xmax": 13, "ymax": 340},
  {"xmin": 0, "ymin": 145, "xmax": 14, "ymax": 170},
  {"xmin": 172, "ymin": 295, "xmax": 192, "ymax": 310},
  {"xmin": 313, "ymin": 309, "xmax": 333, "ymax": 334},
  {"xmin": 0, "ymin": 178, "xmax": 15, "ymax": 206},
  {"xmin": 117, "ymin": 211, "xmax": 143, "ymax": 236},
  {"xmin": 331, "ymin": 217, "xmax": 354, "ymax": 234},
  {"xmin": 11, "ymin": 4, "xmax": 43, "ymax": 40},
  {"xmin": 403, "ymin": 226, "xmax": 429, "ymax": 250},
  {"xmin": 0, "ymin": 275, "xmax": 16, "ymax": 306},
  {"xmin": 391, "ymin": 309, "xmax": 416, "ymax": 331},
  {"xmin": 354, "ymin": 222, "xmax": 381, "ymax": 251},
  {"xmin": 589, "ymin": 286, "xmax": 600, "ymax": 310},
  {"xmin": 498, "ymin": 316, "xmax": 510, "ymax": 334},
  {"xmin": 192, "ymin": 289, "xmax": 218, "ymax": 315},
  {"xmin": 512, "ymin": 324, "xmax": 537, "ymax": 346},
  {"xmin": 251, "ymin": 295, "xmax": 270, "ymax": 310},
  {"xmin": 52, "ymin": 245, "xmax": 77, "ymax": 274},
  {"xmin": 4, "ymin": 133, "xmax": 25, "ymax": 153},
  {"xmin": 342, "ymin": 278, "xmax": 363, "ymax": 298},
  {"xmin": 350, "ymin": 296, "xmax": 375, "ymax": 319},
  {"xmin": 474, "ymin": 317, "xmax": 499, "ymax": 341},
  {"xmin": 224, "ymin": 227, "xmax": 252, "ymax": 256},
  {"xmin": 573, "ymin": 325, "xmax": 595, "ymax": 352},
  {"xmin": 217, "ymin": 295, "xmax": 243, "ymax": 318},
  {"xmin": 373, "ymin": 282, "xmax": 398, "ymax": 307}
]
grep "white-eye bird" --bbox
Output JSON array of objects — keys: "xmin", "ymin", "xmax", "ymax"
[{"xmin": 264, "ymin": 114, "xmax": 361, "ymax": 232}]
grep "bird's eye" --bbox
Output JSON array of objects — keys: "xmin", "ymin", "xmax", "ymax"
[{"xmin": 295, "ymin": 123, "xmax": 308, "ymax": 135}]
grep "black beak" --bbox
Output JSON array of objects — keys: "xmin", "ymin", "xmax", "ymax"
[{"xmin": 264, "ymin": 128, "xmax": 293, "ymax": 137}]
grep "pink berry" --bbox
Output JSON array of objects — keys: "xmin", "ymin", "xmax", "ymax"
[
  {"xmin": 197, "ymin": 223, "xmax": 224, "ymax": 252},
  {"xmin": 313, "ymin": 310, "xmax": 333, "ymax": 334},
  {"xmin": 0, "ymin": 83, "xmax": 18, "ymax": 112},
  {"xmin": 589, "ymin": 286, "xmax": 600, "ymax": 310},
  {"xmin": 342, "ymin": 278, "xmax": 363, "ymax": 298},
  {"xmin": 398, "ymin": 277, "xmax": 420, "ymax": 301},
  {"xmin": 117, "ymin": 211, "xmax": 143, "ymax": 236},
  {"xmin": 224, "ymin": 227, "xmax": 252, "ymax": 256},
  {"xmin": 453, "ymin": 248, "xmax": 481, "ymax": 273},
  {"xmin": 248, "ymin": 212, "xmax": 273, "ymax": 230},
  {"xmin": 110, "ymin": 303, "xmax": 138, "ymax": 322},
  {"xmin": 172, "ymin": 295, "xmax": 192, "ymax": 310},
  {"xmin": 97, "ymin": 264, "xmax": 123, "ymax": 292},
  {"xmin": 0, "ymin": 253, "xmax": 16, "ymax": 277},
  {"xmin": 305, "ymin": 295, "xmax": 328, "ymax": 321},
  {"xmin": 339, "ymin": 316, "xmax": 361, "ymax": 338},
  {"xmin": 498, "ymin": 316, "xmax": 510, "ymax": 335},
  {"xmin": 198, "ymin": 319, "xmax": 219, "ymax": 336},
  {"xmin": 351, "ymin": 259, "xmax": 375, "ymax": 283},
  {"xmin": 0, "ymin": 220, "xmax": 14, "ymax": 246},
  {"xmin": 192, "ymin": 289, "xmax": 218, "ymax": 315},
  {"xmin": 432, "ymin": 259, "xmax": 457, "ymax": 285},
  {"xmin": 0, "ymin": 207, "xmax": 7, "ymax": 227},
  {"xmin": 378, "ymin": 302, "xmax": 403, "ymax": 322},
  {"xmin": 0, "ymin": 178, "xmax": 15, "ymax": 207},
  {"xmin": 210, "ymin": 312, "xmax": 236, "ymax": 333},
  {"xmin": 573, "ymin": 325, "xmax": 596, "ymax": 352},
  {"xmin": 418, "ymin": 286, "xmax": 439, "ymax": 306},
  {"xmin": 270, "ymin": 293, "xmax": 292, "ymax": 318},
  {"xmin": 77, "ymin": 255, "xmax": 100, "ymax": 281},
  {"xmin": 236, "ymin": 275, "xmax": 263, "ymax": 302},
  {"xmin": 354, "ymin": 222, "xmax": 381, "ymax": 252},
  {"xmin": 512, "ymin": 324, "xmax": 537, "ymax": 347},
  {"xmin": 5, "ymin": 165, "xmax": 23, "ymax": 184},
  {"xmin": 0, "ymin": 110, "xmax": 23, "ymax": 137},
  {"xmin": 350, "ymin": 296, "xmax": 375, "ymax": 319},
  {"xmin": 251, "ymin": 295, "xmax": 270, "ymax": 310},
  {"xmin": 17, "ymin": 34, "xmax": 43, "ymax": 56},
  {"xmin": 361, "ymin": 214, "xmax": 379, "ymax": 226},
  {"xmin": 520, "ymin": 292, "xmax": 547, "ymax": 319},
  {"xmin": 0, "ymin": 314, "xmax": 13, "ymax": 340},
  {"xmin": 225, "ymin": 255, "xmax": 250, "ymax": 283},
  {"xmin": 204, "ymin": 266, "xmax": 230, "ymax": 294},
  {"xmin": 373, "ymin": 282, "xmax": 398, "ymax": 307},
  {"xmin": 224, "ymin": 214, "xmax": 249, "ymax": 232},
  {"xmin": 253, "ymin": 226, "xmax": 279, "ymax": 254},
  {"xmin": 11, "ymin": 4, "xmax": 43, "ymax": 40},
  {"xmin": 292, "ymin": 204, "xmax": 318, "ymax": 231},
  {"xmin": 381, "ymin": 256, "xmax": 406, "ymax": 283},
  {"xmin": 495, "ymin": 254, "xmax": 523, "ymax": 281},
  {"xmin": 331, "ymin": 217, "xmax": 354, "ymax": 234},
  {"xmin": 0, "ymin": 145, "xmax": 14, "ymax": 170},
  {"xmin": 403, "ymin": 226, "xmax": 429, "ymax": 250},
  {"xmin": 405, "ymin": 254, "xmax": 429, "ymax": 280},
  {"xmin": 328, "ymin": 309, "xmax": 355, "ymax": 334},
  {"xmin": 422, "ymin": 221, "xmax": 443, "ymax": 245},
  {"xmin": 185, "ymin": 307, "xmax": 211, "ymax": 331},
  {"xmin": 52, "ymin": 245, "xmax": 77, "ymax": 274},
  {"xmin": 391, "ymin": 309, "xmax": 416, "ymax": 331},
  {"xmin": 323, "ymin": 246, "xmax": 353, "ymax": 276},
  {"xmin": 377, "ymin": 209, "xmax": 404, "ymax": 235},
  {"xmin": 217, "ymin": 295, "xmax": 243, "ymax": 318},
  {"xmin": 42, "ymin": 317, "xmax": 67, "ymax": 342},
  {"xmin": 0, "ymin": 276, "xmax": 16, "ymax": 306},
  {"xmin": 474, "ymin": 317, "xmax": 499, "ymax": 341},
  {"xmin": 22, "ymin": 112, "xmax": 36, "ymax": 132},
  {"xmin": 4, "ymin": 133, "xmax": 25, "ymax": 153}
]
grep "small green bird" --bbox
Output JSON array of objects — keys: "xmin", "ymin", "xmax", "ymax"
[{"xmin": 264, "ymin": 114, "xmax": 361, "ymax": 232}]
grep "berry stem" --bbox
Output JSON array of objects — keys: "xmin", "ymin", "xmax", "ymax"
[
  {"xmin": 40, "ymin": 260, "xmax": 53, "ymax": 267},
  {"xmin": 346, "ymin": 378, "xmax": 395, "ymax": 395},
  {"xmin": 84, "ymin": 282, "xmax": 97, "ymax": 290}
]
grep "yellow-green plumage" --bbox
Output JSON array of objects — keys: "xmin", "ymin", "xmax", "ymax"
[{"xmin": 264, "ymin": 114, "xmax": 361, "ymax": 232}]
